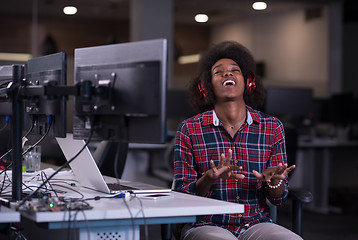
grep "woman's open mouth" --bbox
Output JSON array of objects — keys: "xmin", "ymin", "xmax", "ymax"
[{"xmin": 223, "ymin": 79, "xmax": 236, "ymax": 86}]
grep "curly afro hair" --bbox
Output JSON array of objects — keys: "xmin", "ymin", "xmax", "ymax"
[{"xmin": 188, "ymin": 41, "xmax": 265, "ymax": 113}]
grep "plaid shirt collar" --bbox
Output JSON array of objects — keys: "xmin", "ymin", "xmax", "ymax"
[{"xmin": 202, "ymin": 105, "xmax": 260, "ymax": 127}]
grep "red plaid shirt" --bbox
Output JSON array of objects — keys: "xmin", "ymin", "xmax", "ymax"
[{"xmin": 173, "ymin": 106, "xmax": 288, "ymax": 236}]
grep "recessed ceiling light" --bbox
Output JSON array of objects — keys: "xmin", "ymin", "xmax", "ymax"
[
  {"xmin": 252, "ymin": 2, "xmax": 267, "ymax": 11},
  {"xmin": 63, "ymin": 6, "xmax": 78, "ymax": 15},
  {"xmin": 195, "ymin": 14, "xmax": 209, "ymax": 23}
]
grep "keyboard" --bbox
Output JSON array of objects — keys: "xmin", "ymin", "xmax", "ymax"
[{"xmin": 107, "ymin": 183, "xmax": 137, "ymax": 191}]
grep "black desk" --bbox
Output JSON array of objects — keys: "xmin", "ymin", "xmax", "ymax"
[{"xmin": 293, "ymin": 138, "xmax": 358, "ymax": 213}]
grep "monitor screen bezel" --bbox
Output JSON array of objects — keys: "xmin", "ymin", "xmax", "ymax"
[
  {"xmin": 24, "ymin": 52, "xmax": 67, "ymax": 138},
  {"xmin": 73, "ymin": 39, "xmax": 168, "ymax": 143}
]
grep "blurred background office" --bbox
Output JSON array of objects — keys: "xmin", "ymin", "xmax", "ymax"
[{"xmin": 1, "ymin": 0, "xmax": 358, "ymax": 239}]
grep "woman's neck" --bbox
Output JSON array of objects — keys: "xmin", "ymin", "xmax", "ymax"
[{"xmin": 214, "ymin": 100, "xmax": 246, "ymax": 126}]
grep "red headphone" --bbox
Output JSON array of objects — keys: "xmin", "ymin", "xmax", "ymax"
[
  {"xmin": 198, "ymin": 78, "xmax": 206, "ymax": 99},
  {"xmin": 247, "ymin": 72, "xmax": 256, "ymax": 93}
]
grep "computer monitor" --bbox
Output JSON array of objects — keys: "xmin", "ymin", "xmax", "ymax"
[
  {"xmin": 23, "ymin": 52, "xmax": 67, "ymax": 138},
  {"xmin": 328, "ymin": 93, "xmax": 354, "ymax": 126},
  {"xmin": 0, "ymin": 65, "xmax": 16, "ymax": 165},
  {"xmin": 0, "ymin": 64, "xmax": 25, "ymax": 201},
  {"xmin": 73, "ymin": 39, "xmax": 167, "ymax": 143},
  {"xmin": 264, "ymin": 87, "xmax": 314, "ymax": 119},
  {"xmin": 0, "ymin": 65, "xmax": 15, "ymax": 116}
]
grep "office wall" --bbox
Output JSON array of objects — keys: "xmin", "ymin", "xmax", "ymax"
[
  {"xmin": 172, "ymin": 24, "xmax": 211, "ymax": 89},
  {"xmin": 0, "ymin": 15, "xmax": 129, "ymax": 56},
  {"xmin": 211, "ymin": 7, "xmax": 330, "ymax": 98},
  {"xmin": 0, "ymin": 16, "xmax": 32, "ymax": 53}
]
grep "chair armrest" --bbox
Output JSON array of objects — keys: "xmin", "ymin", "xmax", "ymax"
[{"xmin": 289, "ymin": 187, "xmax": 313, "ymax": 204}]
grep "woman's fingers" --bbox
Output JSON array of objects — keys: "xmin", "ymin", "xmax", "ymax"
[
  {"xmin": 228, "ymin": 165, "xmax": 241, "ymax": 171},
  {"xmin": 252, "ymin": 170, "xmax": 263, "ymax": 180},
  {"xmin": 210, "ymin": 160, "xmax": 217, "ymax": 172},
  {"xmin": 217, "ymin": 153, "xmax": 225, "ymax": 168},
  {"xmin": 233, "ymin": 173, "xmax": 245, "ymax": 180},
  {"xmin": 218, "ymin": 149, "xmax": 233, "ymax": 167},
  {"xmin": 284, "ymin": 164, "xmax": 296, "ymax": 175},
  {"xmin": 226, "ymin": 149, "xmax": 232, "ymax": 162},
  {"xmin": 213, "ymin": 149, "xmax": 245, "ymax": 179},
  {"xmin": 252, "ymin": 163, "xmax": 296, "ymax": 182}
]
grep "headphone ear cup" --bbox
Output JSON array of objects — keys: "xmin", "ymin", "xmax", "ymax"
[
  {"xmin": 247, "ymin": 72, "xmax": 256, "ymax": 93},
  {"xmin": 198, "ymin": 79, "xmax": 207, "ymax": 99}
]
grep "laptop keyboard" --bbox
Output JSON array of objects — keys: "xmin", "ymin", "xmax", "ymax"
[{"xmin": 107, "ymin": 183, "xmax": 137, "ymax": 191}]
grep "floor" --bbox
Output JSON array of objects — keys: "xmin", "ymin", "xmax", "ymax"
[{"xmin": 276, "ymin": 205, "xmax": 358, "ymax": 240}]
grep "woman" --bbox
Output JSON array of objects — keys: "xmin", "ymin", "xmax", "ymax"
[{"xmin": 174, "ymin": 41, "xmax": 301, "ymax": 240}]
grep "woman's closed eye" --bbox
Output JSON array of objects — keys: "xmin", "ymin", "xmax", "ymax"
[{"xmin": 231, "ymin": 68, "xmax": 241, "ymax": 73}]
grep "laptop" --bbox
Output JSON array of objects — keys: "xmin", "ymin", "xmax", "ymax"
[{"xmin": 56, "ymin": 134, "xmax": 171, "ymax": 195}]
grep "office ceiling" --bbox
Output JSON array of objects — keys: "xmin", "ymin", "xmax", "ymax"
[{"xmin": 0, "ymin": 0, "xmax": 340, "ymax": 25}]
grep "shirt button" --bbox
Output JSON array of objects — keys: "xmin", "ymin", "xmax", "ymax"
[
  {"xmin": 238, "ymin": 214, "xmax": 242, "ymax": 217},
  {"xmin": 236, "ymin": 196, "xmax": 240, "ymax": 199},
  {"xmin": 235, "ymin": 160, "xmax": 238, "ymax": 163}
]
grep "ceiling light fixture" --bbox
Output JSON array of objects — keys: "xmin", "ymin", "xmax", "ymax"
[
  {"xmin": 63, "ymin": 6, "xmax": 78, "ymax": 15},
  {"xmin": 0, "ymin": 53, "xmax": 32, "ymax": 62},
  {"xmin": 252, "ymin": 2, "xmax": 267, "ymax": 11},
  {"xmin": 195, "ymin": 14, "xmax": 209, "ymax": 23},
  {"xmin": 178, "ymin": 54, "xmax": 200, "ymax": 64}
]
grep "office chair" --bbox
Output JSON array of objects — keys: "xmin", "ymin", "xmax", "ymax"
[
  {"xmin": 282, "ymin": 125, "xmax": 313, "ymax": 236},
  {"xmin": 93, "ymin": 141, "xmax": 128, "ymax": 179},
  {"xmin": 161, "ymin": 126, "xmax": 313, "ymax": 240}
]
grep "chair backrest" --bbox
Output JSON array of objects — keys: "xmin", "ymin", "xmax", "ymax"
[
  {"xmin": 93, "ymin": 141, "xmax": 127, "ymax": 178},
  {"xmin": 284, "ymin": 125, "xmax": 298, "ymax": 176},
  {"xmin": 268, "ymin": 125, "xmax": 298, "ymax": 222}
]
